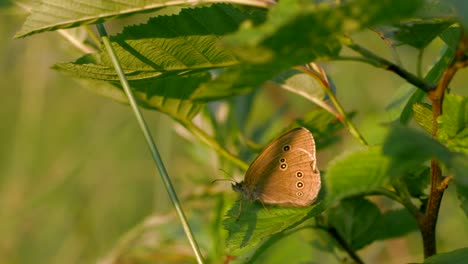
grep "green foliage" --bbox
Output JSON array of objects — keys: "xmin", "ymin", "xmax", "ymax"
[
  {"xmin": 15, "ymin": 0, "xmax": 273, "ymax": 38},
  {"xmin": 438, "ymin": 94, "xmax": 468, "ymax": 154},
  {"xmin": 456, "ymin": 184, "xmax": 468, "ymax": 217},
  {"xmin": 272, "ymin": 69, "xmax": 325, "ymax": 104},
  {"xmin": 396, "ymin": 26, "xmax": 460, "ymax": 124},
  {"xmin": 327, "ymin": 198, "xmax": 384, "ymax": 250},
  {"xmin": 376, "ymin": 208, "xmax": 419, "ymax": 240},
  {"xmin": 193, "ymin": 0, "xmax": 422, "ymax": 101},
  {"xmin": 327, "ymin": 199, "xmax": 417, "ymax": 250},
  {"xmin": 123, "ymin": 73, "xmax": 208, "ymax": 120},
  {"xmin": 424, "ymin": 247, "xmax": 468, "ymax": 264},
  {"xmin": 383, "ymin": 124, "xmax": 468, "ymax": 216},
  {"xmin": 326, "ymin": 147, "xmax": 391, "ymax": 203},
  {"xmin": 413, "ymin": 102, "xmax": 433, "ymax": 134},
  {"xmin": 293, "ymin": 109, "xmax": 346, "ymax": 150},
  {"xmin": 10, "ymin": 0, "xmax": 468, "ymax": 263},
  {"xmin": 402, "ymin": 165, "xmax": 431, "ymax": 199},
  {"xmin": 223, "ymin": 201, "xmax": 325, "ymax": 255},
  {"xmin": 377, "ymin": 19, "xmax": 455, "ymax": 49},
  {"xmin": 383, "ymin": 126, "xmax": 460, "ymax": 176},
  {"xmin": 53, "ymin": 5, "xmax": 261, "ymax": 82}
]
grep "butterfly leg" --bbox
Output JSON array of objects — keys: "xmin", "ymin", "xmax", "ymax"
[{"xmin": 259, "ymin": 200, "xmax": 273, "ymax": 215}]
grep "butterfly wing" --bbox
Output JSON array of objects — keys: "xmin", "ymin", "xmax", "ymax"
[
  {"xmin": 258, "ymin": 149, "xmax": 320, "ymax": 206},
  {"xmin": 243, "ymin": 127, "xmax": 321, "ymax": 206}
]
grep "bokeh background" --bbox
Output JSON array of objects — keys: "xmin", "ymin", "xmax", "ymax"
[{"xmin": 1, "ymin": 2, "xmax": 467, "ymax": 264}]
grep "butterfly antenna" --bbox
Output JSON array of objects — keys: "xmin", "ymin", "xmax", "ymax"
[
  {"xmin": 211, "ymin": 178, "xmax": 236, "ymax": 184},
  {"xmin": 211, "ymin": 169, "xmax": 237, "ymax": 184}
]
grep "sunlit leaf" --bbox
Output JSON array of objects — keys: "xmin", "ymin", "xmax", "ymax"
[
  {"xmin": 271, "ymin": 69, "xmax": 325, "ymax": 103},
  {"xmin": 438, "ymin": 94, "xmax": 468, "ymax": 154},
  {"xmin": 16, "ymin": 0, "xmax": 273, "ymax": 38},
  {"xmin": 413, "ymin": 102, "xmax": 433, "ymax": 134},
  {"xmin": 223, "ymin": 200, "xmax": 325, "ymax": 255},
  {"xmin": 192, "ymin": 0, "xmax": 423, "ymax": 101},
  {"xmin": 54, "ymin": 4, "xmax": 263, "ymax": 81}
]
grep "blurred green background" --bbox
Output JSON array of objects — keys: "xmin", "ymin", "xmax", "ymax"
[{"xmin": 1, "ymin": 2, "xmax": 467, "ymax": 264}]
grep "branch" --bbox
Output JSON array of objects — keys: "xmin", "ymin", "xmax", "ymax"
[
  {"xmin": 344, "ymin": 40, "xmax": 435, "ymax": 93},
  {"xmin": 419, "ymin": 30, "xmax": 468, "ymax": 258},
  {"xmin": 327, "ymin": 227, "xmax": 365, "ymax": 264}
]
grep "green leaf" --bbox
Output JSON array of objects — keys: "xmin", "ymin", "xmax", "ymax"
[
  {"xmin": 438, "ymin": 94, "xmax": 468, "ymax": 154},
  {"xmin": 383, "ymin": 126, "xmax": 468, "ymax": 209},
  {"xmin": 386, "ymin": 83, "xmax": 420, "ymax": 122},
  {"xmin": 376, "ymin": 208, "xmax": 418, "ymax": 240},
  {"xmin": 133, "ymin": 73, "xmax": 208, "ymax": 119},
  {"xmin": 399, "ymin": 89, "xmax": 426, "ymax": 125},
  {"xmin": 325, "ymin": 147, "xmax": 391, "ymax": 204},
  {"xmin": 413, "ymin": 102, "xmax": 433, "ymax": 134},
  {"xmin": 293, "ymin": 109, "xmax": 346, "ymax": 150},
  {"xmin": 440, "ymin": 25, "xmax": 463, "ymax": 48},
  {"xmin": 424, "ymin": 247, "xmax": 468, "ymax": 264},
  {"xmin": 383, "ymin": 125, "xmax": 468, "ymax": 178},
  {"xmin": 383, "ymin": 126, "xmax": 450, "ymax": 174},
  {"xmin": 449, "ymin": 147, "xmax": 468, "ymax": 217},
  {"xmin": 402, "ymin": 166, "xmax": 430, "ymax": 199},
  {"xmin": 223, "ymin": 200, "xmax": 325, "ymax": 255},
  {"xmin": 16, "ymin": 0, "xmax": 273, "ymax": 38},
  {"xmin": 54, "ymin": 4, "xmax": 261, "ymax": 82},
  {"xmin": 455, "ymin": 183, "xmax": 468, "ymax": 217},
  {"xmin": 225, "ymin": 0, "xmax": 422, "ymax": 58},
  {"xmin": 192, "ymin": 0, "xmax": 423, "ymax": 101},
  {"xmin": 271, "ymin": 68, "xmax": 326, "ymax": 103},
  {"xmin": 192, "ymin": 65, "xmax": 280, "ymax": 101},
  {"xmin": 328, "ymin": 201, "xmax": 418, "ymax": 251},
  {"xmin": 79, "ymin": 73, "xmax": 206, "ymax": 120},
  {"xmin": 376, "ymin": 19, "xmax": 454, "ymax": 48},
  {"xmin": 328, "ymin": 198, "xmax": 382, "ymax": 250}
]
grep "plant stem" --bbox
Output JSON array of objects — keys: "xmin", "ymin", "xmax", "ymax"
[
  {"xmin": 391, "ymin": 182, "xmax": 424, "ymax": 222},
  {"xmin": 419, "ymin": 31, "xmax": 468, "ymax": 258},
  {"xmin": 96, "ymin": 24, "xmax": 205, "ymax": 263},
  {"xmin": 343, "ymin": 38, "xmax": 435, "ymax": 92},
  {"xmin": 328, "ymin": 227, "xmax": 365, "ymax": 264}
]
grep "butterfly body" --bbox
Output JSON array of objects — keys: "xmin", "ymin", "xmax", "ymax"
[{"xmin": 233, "ymin": 127, "xmax": 321, "ymax": 207}]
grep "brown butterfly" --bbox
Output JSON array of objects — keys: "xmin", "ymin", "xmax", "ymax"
[{"xmin": 233, "ymin": 127, "xmax": 321, "ymax": 207}]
